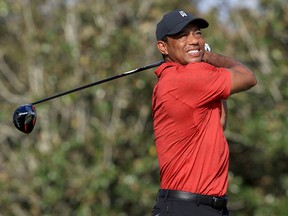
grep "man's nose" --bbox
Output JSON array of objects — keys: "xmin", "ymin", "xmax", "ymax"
[{"xmin": 187, "ymin": 33, "xmax": 198, "ymax": 44}]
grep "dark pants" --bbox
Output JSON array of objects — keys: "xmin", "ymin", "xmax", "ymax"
[{"xmin": 152, "ymin": 191, "xmax": 229, "ymax": 216}]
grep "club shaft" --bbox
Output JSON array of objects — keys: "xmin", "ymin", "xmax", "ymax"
[{"xmin": 31, "ymin": 60, "xmax": 164, "ymax": 105}]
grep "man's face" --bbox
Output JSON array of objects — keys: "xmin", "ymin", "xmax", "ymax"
[{"xmin": 157, "ymin": 23, "xmax": 206, "ymax": 65}]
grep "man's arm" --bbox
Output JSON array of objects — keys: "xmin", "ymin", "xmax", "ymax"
[
  {"xmin": 203, "ymin": 52, "xmax": 257, "ymax": 94},
  {"xmin": 221, "ymin": 100, "xmax": 228, "ymax": 131}
]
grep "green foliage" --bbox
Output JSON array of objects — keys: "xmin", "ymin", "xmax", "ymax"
[{"xmin": 0, "ymin": 0, "xmax": 287, "ymax": 215}]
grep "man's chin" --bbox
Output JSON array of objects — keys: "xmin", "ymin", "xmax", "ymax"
[{"xmin": 187, "ymin": 58, "xmax": 202, "ymax": 64}]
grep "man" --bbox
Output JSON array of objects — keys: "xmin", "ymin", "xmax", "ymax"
[{"xmin": 152, "ymin": 10, "xmax": 257, "ymax": 216}]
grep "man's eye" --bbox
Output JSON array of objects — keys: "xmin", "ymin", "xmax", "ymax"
[
  {"xmin": 179, "ymin": 33, "xmax": 188, "ymax": 37},
  {"xmin": 172, "ymin": 32, "xmax": 187, "ymax": 39}
]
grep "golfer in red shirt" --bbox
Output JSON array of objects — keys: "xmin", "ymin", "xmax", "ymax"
[{"xmin": 152, "ymin": 10, "xmax": 257, "ymax": 216}]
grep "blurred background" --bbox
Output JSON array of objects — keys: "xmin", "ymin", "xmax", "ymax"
[{"xmin": 0, "ymin": 0, "xmax": 287, "ymax": 215}]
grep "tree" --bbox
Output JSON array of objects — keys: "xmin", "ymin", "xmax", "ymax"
[{"xmin": 0, "ymin": 0, "xmax": 287, "ymax": 215}]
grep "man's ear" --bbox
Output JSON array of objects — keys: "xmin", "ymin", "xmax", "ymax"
[{"xmin": 157, "ymin": 41, "xmax": 168, "ymax": 55}]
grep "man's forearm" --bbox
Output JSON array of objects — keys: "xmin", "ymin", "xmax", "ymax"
[{"xmin": 203, "ymin": 51, "xmax": 245, "ymax": 69}]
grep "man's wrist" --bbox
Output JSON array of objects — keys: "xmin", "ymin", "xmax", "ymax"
[{"xmin": 202, "ymin": 49, "xmax": 212, "ymax": 63}]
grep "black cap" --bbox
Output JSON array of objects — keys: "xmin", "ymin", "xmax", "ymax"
[{"xmin": 156, "ymin": 10, "xmax": 209, "ymax": 41}]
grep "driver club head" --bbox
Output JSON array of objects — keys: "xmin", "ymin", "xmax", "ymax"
[{"xmin": 13, "ymin": 104, "xmax": 37, "ymax": 134}]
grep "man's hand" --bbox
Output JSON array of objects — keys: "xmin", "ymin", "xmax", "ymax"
[{"xmin": 204, "ymin": 43, "xmax": 211, "ymax": 52}]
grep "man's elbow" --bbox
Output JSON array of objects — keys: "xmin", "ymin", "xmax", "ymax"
[
  {"xmin": 248, "ymin": 74, "xmax": 257, "ymax": 89},
  {"xmin": 230, "ymin": 74, "xmax": 257, "ymax": 95},
  {"xmin": 242, "ymin": 75, "xmax": 257, "ymax": 92}
]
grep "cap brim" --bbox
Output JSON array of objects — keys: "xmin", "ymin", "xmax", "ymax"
[{"xmin": 167, "ymin": 18, "xmax": 209, "ymax": 36}]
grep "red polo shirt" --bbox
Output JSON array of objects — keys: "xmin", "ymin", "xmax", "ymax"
[{"xmin": 152, "ymin": 61, "xmax": 231, "ymax": 196}]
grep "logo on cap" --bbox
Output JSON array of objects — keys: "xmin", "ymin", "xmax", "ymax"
[{"xmin": 179, "ymin": 11, "xmax": 187, "ymax": 17}]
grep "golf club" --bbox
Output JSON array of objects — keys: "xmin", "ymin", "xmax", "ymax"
[{"xmin": 13, "ymin": 60, "xmax": 164, "ymax": 134}]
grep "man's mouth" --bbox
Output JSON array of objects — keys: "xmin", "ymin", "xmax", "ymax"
[{"xmin": 187, "ymin": 49, "xmax": 200, "ymax": 55}]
